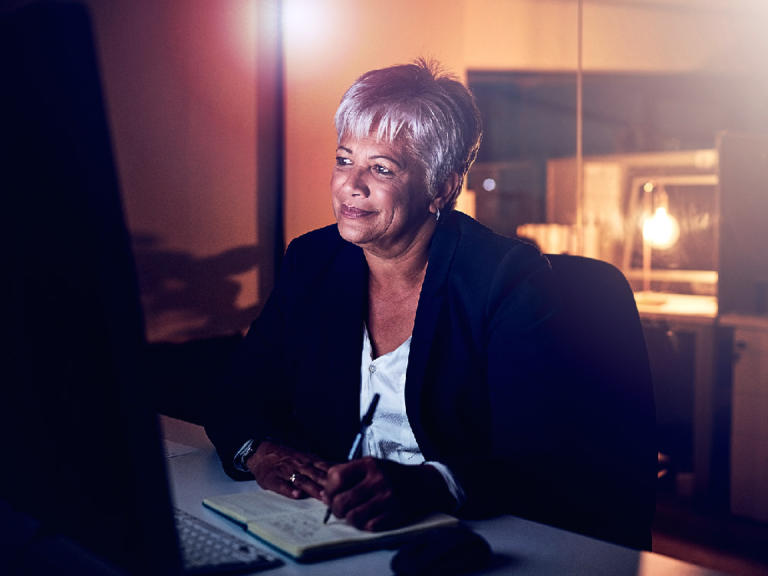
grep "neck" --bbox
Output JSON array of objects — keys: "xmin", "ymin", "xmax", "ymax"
[
  {"xmin": 367, "ymin": 254, "xmax": 428, "ymax": 297},
  {"xmin": 364, "ymin": 234, "xmax": 431, "ymax": 292},
  {"xmin": 363, "ymin": 215, "xmax": 436, "ymax": 282}
]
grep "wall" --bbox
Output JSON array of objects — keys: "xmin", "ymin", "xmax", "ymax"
[
  {"xmin": 281, "ymin": 0, "xmax": 466, "ymax": 241},
  {"xmin": 85, "ymin": 0, "xmax": 265, "ymax": 341},
  {"xmin": 26, "ymin": 0, "xmax": 765, "ymax": 341},
  {"xmin": 463, "ymin": 0, "xmax": 768, "ymax": 73},
  {"xmin": 283, "ymin": 0, "xmax": 768, "ymax": 241}
]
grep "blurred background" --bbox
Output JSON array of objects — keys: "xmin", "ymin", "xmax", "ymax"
[{"xmin": 5, "ymin": 1, "xmax": 768, "ymax": 573}]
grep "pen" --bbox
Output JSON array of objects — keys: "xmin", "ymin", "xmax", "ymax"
[{"xmin": 323, "ymin": 392, "xmax": 380, "ymax": 524}]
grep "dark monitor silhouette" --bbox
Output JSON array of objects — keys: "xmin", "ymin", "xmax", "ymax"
[{"xmin": 2, "ymin": 4, "xmax": 182, "ymax": 574}]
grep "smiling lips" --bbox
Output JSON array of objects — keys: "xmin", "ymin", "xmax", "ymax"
[{"xmin": 340, "ymin": 204, "xmax": 374, "ymax": 218}]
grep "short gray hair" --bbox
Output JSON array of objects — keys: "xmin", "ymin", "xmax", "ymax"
[{"xmin": 334, "ymin": 58, "xmax": 482, "ymax": 209}]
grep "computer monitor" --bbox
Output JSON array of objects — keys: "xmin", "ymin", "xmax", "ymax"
[{"xmin": 2, "ymin": 4, "xmax": 182, "ymax": 574}]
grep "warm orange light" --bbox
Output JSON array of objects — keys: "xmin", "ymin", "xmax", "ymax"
[
  {"xmin": 642, "ymin": 206, "xmax": 680, "ymax": 250},
  {"xmin": 223, "ymin": 0, "xmax": 258, "ymax": 71},
  {"xmin": 283, "ymin": 0, "xmax": 326, "ymax": 49}
]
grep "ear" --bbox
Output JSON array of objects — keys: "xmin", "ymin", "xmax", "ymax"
[{"xmin": 429, "ymin": 173, "xmax": 461, "ymax": 215}]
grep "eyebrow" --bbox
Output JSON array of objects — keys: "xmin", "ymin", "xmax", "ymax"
[{"xmin": 336, "ymin": 146, "xmax": 404, "ymax": 169}]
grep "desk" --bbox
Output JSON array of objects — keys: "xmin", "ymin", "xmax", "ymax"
[
  {"xmin": 161, "ymin": 416, "xmax": 727, "ymax": 575},
  {"xmin": 720, "ymin": 314, "xmax": 768, "ymax": 522},
  {"xmin": 635, "ymin": 293, "xmax": 719, "ymax": 501}
]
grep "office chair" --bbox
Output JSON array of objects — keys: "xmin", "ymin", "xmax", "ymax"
[{"xmin": 544, "ymin": 253, "xmax": 657, "ymax": 550}]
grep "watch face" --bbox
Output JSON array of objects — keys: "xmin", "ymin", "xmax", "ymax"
[{"xmin": 235, "ymin": 440, "xmax": 257, "ymax": 472}]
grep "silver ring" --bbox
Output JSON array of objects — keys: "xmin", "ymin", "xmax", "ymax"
[{"xmin": 289, "ymin": 473, "xmax": 297, "ymax": 484}]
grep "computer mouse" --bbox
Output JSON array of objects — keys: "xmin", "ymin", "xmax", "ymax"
[{"xmin": 391, "ymin": 524, "xmax": 492, "ymax": 576}]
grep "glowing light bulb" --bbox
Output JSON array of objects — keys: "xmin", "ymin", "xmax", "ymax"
[{"xmin": 642, "ymin": 206, "xmax": 680, "ymax": 250}]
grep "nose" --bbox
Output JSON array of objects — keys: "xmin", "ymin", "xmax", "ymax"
[{"xmin": 345, "ymin": 167, "xmax": 370, "ymax": 198}]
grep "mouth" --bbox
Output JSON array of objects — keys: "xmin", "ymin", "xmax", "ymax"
[{"xmin": 339, "ymin": 204, "xmax": 375, "ymax": 219}]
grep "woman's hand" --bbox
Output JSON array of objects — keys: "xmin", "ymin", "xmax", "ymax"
[
  {"xmin": 322, "ymin": 457, "xmax": 453, "ymax": 531},
  {"xmin": 246, "ymin": 440, "xmax": 331, "ymax": 500}
]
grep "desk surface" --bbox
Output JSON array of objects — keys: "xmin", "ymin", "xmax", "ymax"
[
  {"xmin": 634, "ymin": 292, "xmax": 717, "ymax": 322},
  {"xmin": 161, "ymin": 416, "xmax": 727, "ymax": 576}
]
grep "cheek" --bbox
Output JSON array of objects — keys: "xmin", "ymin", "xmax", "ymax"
[
  {"xmin": 330, "ymin": 171, "xmax": 341, "ymax": 194},
  {"xmin": 330, "ymin": 176, "xmax": 349, "ymax": 208},
  {"xmin": 400, "ymin": 187, "xmax": 427, "ymax": 216}
]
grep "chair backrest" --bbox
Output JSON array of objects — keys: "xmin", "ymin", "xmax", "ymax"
[{"xmin": 545, "ymin": 253, "xmax": 657, "ymax": 550}]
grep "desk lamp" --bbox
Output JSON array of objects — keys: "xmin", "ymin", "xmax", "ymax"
[{"xmin": 636, "ymin": 181, "xmax": 680, "ymax": 305}]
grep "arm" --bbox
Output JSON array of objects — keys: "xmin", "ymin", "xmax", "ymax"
[
  {"xmin": 203, "ymin": 236, "xmax": 320, "ymax": 481},
  {"xmin": 203, "ymin": 282, "xmax": 294, "ymax": 480},
  {"xmin": 452, "ymin": 242, "xmax": 566, "ymax": 518}
]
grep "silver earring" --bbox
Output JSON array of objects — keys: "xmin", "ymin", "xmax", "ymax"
[{"xmin": 435, "ymin": 208, "xmax": 441, "ymax": 222}]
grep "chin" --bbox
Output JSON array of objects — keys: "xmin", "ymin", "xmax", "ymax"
[{"xmin": 336, "ymin": 220, "xmax": 371, "ymax": 246}]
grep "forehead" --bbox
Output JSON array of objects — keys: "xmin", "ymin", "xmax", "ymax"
[{"xmin": 337, "ymin": 133, "xmax": 409, "ymax": 161}]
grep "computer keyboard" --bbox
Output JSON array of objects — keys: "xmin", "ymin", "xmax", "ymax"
[{"xmin": 174, "ymin": 507, "xmax": 283, "ymax": 574}]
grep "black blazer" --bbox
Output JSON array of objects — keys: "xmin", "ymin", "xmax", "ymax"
[{"xmin": 205, "ymin": 210, "xmax": 652, "ymax": 548}]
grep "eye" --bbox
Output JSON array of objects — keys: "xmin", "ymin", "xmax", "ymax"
[
  {"xmin": 372, "ymin": 164, "xmax": 393, "ymax": 176},
  {"xmin": 335, "ymin": 156, "xmax": 352, "ymax": 167}
]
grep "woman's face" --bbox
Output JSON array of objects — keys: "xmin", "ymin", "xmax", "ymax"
[{"xmin": 331, "ymin": 134, "xmax": 434, "ymax": 257}]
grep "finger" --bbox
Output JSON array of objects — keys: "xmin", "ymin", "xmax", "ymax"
[
  {"xmin": 295, "ymin": 462, "xmax": 328, "ymax": 485},
  {"xmin": 266, "ymin": 475, "xmax": 307, "ymax": 499},
  {"xmin": 292, "ymin": 472, "xmax": 324, "ymax": 500},
  {"xmin": 323, "ymin": 458, "xmax": 384, "ymax": 515},
  {"xmin": 278, "ymin": 459, "xmax": 328, "ymax": 499},
  {"xmin": 255, "ymin": 465, "xmax": 306, "ymax": 499},
  {"xmin": 324, "ymin": 459, "xmax": 371, "ymax": 497},
  {"xmin": 273, "ymin": 459, "xmax": 299, "ymax": 480},
  {"xmin": 329, "ymin": 475, "xmax": 382, "ymax": 520},
  {"xmin": 289, "ymin": 452, "xmax": 331, "ymax": 471},
  {"xmin": 344, "ymin": 493, "xmax": 391, "ymax": 530}
]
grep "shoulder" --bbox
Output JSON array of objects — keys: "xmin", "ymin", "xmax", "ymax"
[
  {"xmin": 436, "ymin": 211, "xmax": 556, "ymax": 331},
  {"xmin": 285, "ymin": 223, "xmax": 346, "ymax": 259},
  {"xmin": 281, "ymin": 224, "xmax": 362, "ymax": 279},
  {"xmin": 441, "ymin": 211, "xmax": 550, "ymax": 284}
]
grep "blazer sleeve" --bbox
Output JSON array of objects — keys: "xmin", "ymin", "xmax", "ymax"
[
  {"xmin": 203, "ymin": 238, "xmax": 303, "ymax": 478},
  {"xmin": 451, "ymin": 242, "xmax": 568, "ymax": 518}
]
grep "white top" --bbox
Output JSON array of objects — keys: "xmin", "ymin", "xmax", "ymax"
[{"xmin": 360, "ymin": 325, "xmax": 464, "ymax": 507}]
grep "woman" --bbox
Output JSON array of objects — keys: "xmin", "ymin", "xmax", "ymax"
[{"xmin": 206, "ymin": 59, "xmax": 637, "ymax": 541}]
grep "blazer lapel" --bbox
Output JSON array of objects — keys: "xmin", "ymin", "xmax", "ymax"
[
  {"xmin": 326, "ymin": 240, "xmax": 368, "ymax": 452},
  {"xmin": 405, "ymin": 213, "xmax": 460, "ymax": 457},
  {"xmin": 295, "ymin": 233, "xmax": 368, "ymax": 459}
]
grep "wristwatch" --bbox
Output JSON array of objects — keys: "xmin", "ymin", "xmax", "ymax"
[{"xmin": 233, "ymin": 439, "xmax": 258, "ymax": 473}]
